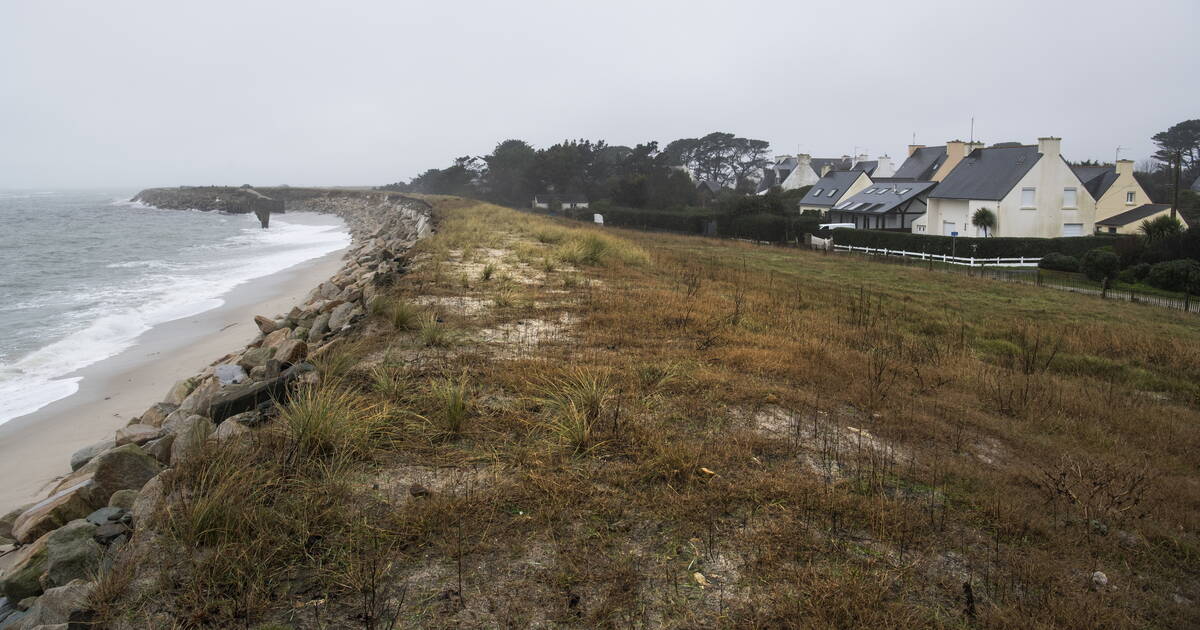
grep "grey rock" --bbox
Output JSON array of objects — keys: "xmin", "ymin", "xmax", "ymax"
[
  {"xmin": 106, "ymin": 490, "xmax": 138, "ymax": 510},
  {"xmin": 178, "ymin": 378, "xmax": 218, "ymax": 415},
  {"xmin": 273, "ymin": 339, "xmax": 308, "ymax": 365},
  {"xmin": 214, "ymin": 420, "xmax": 250, "ymax": 442},
  {"xmin": 137, "ymin": 402, "xmax": 177, "ymax": 428},
  {"xmin": 162, "ymin": 377, "xmax": 198, "ymax": 406},
  {"xmin": 85, "ymin": 444, "xmax": 162, "ymax": 508},
  {"xmin": 84, "ymin": 508, "xmax": 124, "ymax": 526},
  {"xmin": 142, "ymin": 434, "xmax": 175, "ymax": 465},
  {"xmin": 0, "ymin": 505, "xmax": 32, "ymax": 540},
  {"xmin": 170, "ymin": 415, "xmax": 214, "ymax": 464},
  {"xmin": 68, "ymin": 441, "xmax": 113, "ymax": 473},
  {"xmin": 226, "ymin": 411, "xmax": 263, "ymax": 427},
  {"xmin": 253, "ymin": 315, "xmax": 278, "ymax": 334},
  {"xmin": 237, "ymin": 347, "xmax": 274, "ymax": 371},
  {"xmin": 44, "ymin": 521, "xmax": 101, "ymax": 589},
  {"xmin": 310, "ymin": 312, "xmax": 331, "ymax": 339},
  {"xmin": 129, "ymin": 472, "xmax": 167, "ymax": 529},
  {"xmin": 13, "ymin": 580, "xmax": 93, "ymax": 629},
  {"xmin": 215, "ymin": 364, "xmax": 248, "ymax": 385},
  {"xmin": 327, "ymin": 302, "xmax": 356, "ymax": 331},
  {"xmin": 318, "ymin": 281, "xmax": 340, "ymax": 300},
  {"xmin": 93, "ymin": 522, "xmax": 130, "ymax": 545},
  {"xmin": 248, "ymin": 365, "xmax": 267, "ymax": 379},
  {"xmin": 290, "ymin": 326, "xmax": 309, "ymax": 341},
  {"xmin": 0, "ymin": 533, "xmax": 47, "ymax": 601},
  {"xmin": 114, "ymin": 424, "xmax": 161, "ymax": 447}
]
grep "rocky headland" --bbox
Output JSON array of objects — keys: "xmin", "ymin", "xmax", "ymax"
[{"xmin": 0, "ymin": 189, "xmax": 431, "ymax": 629}]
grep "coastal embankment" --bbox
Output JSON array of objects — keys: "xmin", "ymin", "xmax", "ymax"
[{"xmin": 0, "ymin": 189, "xmax": 431, "ymax": 628}]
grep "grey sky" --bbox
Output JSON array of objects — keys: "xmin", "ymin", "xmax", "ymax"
[{"xmin": 2, "ymin": 0, "xmax": 1197, "ymax": 189}]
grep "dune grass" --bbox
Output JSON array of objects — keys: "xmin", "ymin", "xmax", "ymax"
[{"xmin": 96, "ymin": 197, "xmax": 1200, "ymax": 629}]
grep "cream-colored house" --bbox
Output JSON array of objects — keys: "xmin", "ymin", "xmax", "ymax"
[
  {"xmin": 797, "ymin": 170, "xmax": 873, "ymax": 215},
  {"xmin": 1072, "ymin": 160, "xmax": 1152, "ymax": 224},
  {"xmin": 913, "ymin": 138, "xmax": 1098, "ymax": 238},
  {"xmin": 1095, "ymin": 204, "xmax": 1177, "ymax": 235}
]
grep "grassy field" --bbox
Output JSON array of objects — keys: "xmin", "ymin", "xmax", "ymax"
[{"xmin": 99, "ymin": 197, "xmax": 1200, "ymax": 629}]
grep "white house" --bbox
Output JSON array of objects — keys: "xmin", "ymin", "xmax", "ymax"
[
  {"xmin": 797, "ymin": 170, "xmax": 873, "ymax": 215},
  {"xmin": 532, "ymin": 194, "xmax": 589, "ymax": 211},
  {"xmin": 913, "ymin": 137, "xmax": 1098, "ymax": 238},
  {"xmin": 758, "ymin": 154, "xmax": 894, "ymax": 192}
]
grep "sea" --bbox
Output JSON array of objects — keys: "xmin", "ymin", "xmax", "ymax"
[{"xmin": 0, "ymin": 189, "xmax": 350, "ymax": 426}]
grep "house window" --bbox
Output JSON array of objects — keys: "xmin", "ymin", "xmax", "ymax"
[
  {"xmin": 1108, "ymin": 227, "xmax": 1117, "ymax": 234},
  {"xmin": 826, "ymin": 188, "xmax": 838, "ymax": 197},
  {"xmin": 812, "ymin": 188, "xmax": 823, "ymax": 196},
  {"xmin": 1021, "ymin": 187, "xmax": 1036, "ymax": 208},
  {"xmin": 1062, "ymin": 223, "xmax": 1083, "ymax": 237},
  {"xmin": 1126, "ymin": 191, "xmax": 1136, "ymax": 204},
  {"xmin": 899, "ymin": 188, "xmax": 911, "ymax": 194},
  {"xmin": 1063, "ymin": 188, "xmax": 1077, "ymax": 208}
]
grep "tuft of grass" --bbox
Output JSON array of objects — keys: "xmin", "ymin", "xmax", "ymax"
[
  {"xmin": 537, "ymin": 367, "xmax": 612, "ymax": 453},
  {"xmin": 554, "ymin": 231, "xmax": 649, "ymax": 267},
  {"xmin": 421, "ymin": 375, "xmax": 473, "ymax": 438},
  {"xmin": 480, "ymin": 262, "xmax": 497, "ymax": 281},
  {"xmin": 387, "ymin": 298, "xmax": 422, "ymax": 331},
  {"xmin": 369, "ymin": 364, "xmax": 409, "ymax": 400},
  {"xmin": 418, "ymin": 315, "xmax": 454, "ymax": 347},
  {"xmin": 279, "ymin": 386, "xmax": 386, "ymax": 463},
  {"xmin": 310, "ymin": 339, "xmax": 363, "ymax": 383}
]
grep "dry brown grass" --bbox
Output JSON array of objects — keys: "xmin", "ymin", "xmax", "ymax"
[{"xmin": 98, "ymin": 198, "xmax": 1200, "ymax": 629}]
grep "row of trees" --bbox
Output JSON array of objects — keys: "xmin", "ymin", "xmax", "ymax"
[{"xmin": 381, "ymin": 132, "xmax": 772, "ymax": 211}]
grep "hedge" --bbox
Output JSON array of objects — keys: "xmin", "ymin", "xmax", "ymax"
[
  {"xmin": 831, "ymin": 229, "xmax": 1120, "ymax": 259},
  {"xmin": 585, "ymin": 205, "xmax": 712, "ymax": 233}
]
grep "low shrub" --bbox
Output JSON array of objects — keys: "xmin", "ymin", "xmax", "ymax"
[
  {"xmin": 1145, "ymin": 259, "xmax": 1200, "ymax": 293},
  {"xmin": 1080, "ymin": 248, "xmax": 1121, "ymax": 282},
  {"xmin": 1039, "ymin": 253, "xmax": 1080, "ymax": 272},
  {"xmin": 1118, "ymin": 262, "xmax": 1151, "ymax": 284}
]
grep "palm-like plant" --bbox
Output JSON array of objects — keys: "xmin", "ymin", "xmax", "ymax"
[
  {"xmin": 1138, "ymin": 215, "xmax": 1184, "ymax": 242},
  {"xmin": 972, "ymin": 207, "xmax": 997, "ymax": 237}
]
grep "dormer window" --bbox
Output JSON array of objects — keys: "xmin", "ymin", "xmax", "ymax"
[
  {"xmin": 826, "ymin": 189, "xmax": 837, "ymax": 197},
  {"xmin": 899, "ymin": 188, "xmax": 911, "ymax": 194},
  {"xmin": 812, "ymin": 188, "xmax": 823, "ymax": 196}
]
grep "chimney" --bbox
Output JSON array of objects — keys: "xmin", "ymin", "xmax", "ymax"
[
  {"xmin": 1115, "ymin": 159, "xmax": 1134, "ymax": 177},
  {"xmin": 946, "ymin": 140, "xmax": 967, "ymax": 159},
  {"xmin": 1037, "ymin": 137, "xmax": 1061, "ymax": 160},
  {"xmin": 875, "ymin": 155, "xmax": 895, "ymax": 177},
  {"xmin": 907, "ymin": 144, "xmax": 925, "ymax": 156},
  {"xmin": 797, "ymin": 153, "xmax": 812, "ymax": 170}
]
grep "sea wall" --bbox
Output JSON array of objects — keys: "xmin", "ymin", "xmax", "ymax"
[{"xmin": 0, "ymin": 190, "xmax": 432, "ymax": 627}]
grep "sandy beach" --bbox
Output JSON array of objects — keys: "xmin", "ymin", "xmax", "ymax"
[{"xmin": 0, "ymin": 247, "xmax": 347, "ymax": 515}]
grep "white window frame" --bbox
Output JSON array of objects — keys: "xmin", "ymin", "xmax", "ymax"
[
  {"xmin": 1126, "ymin": 191, "xmax": 1136, "ymax": 205},
  {"xmin": 1062, "ymin": 223, "xmax": 1084, "ymax": 237},
  {"xmin": 1021, "ymin": 187, "xmax": 1036, "ymax": 209},
  {"xmin": 1063, "ymin": 188, "xmax": 1077, "ymax": 209}
]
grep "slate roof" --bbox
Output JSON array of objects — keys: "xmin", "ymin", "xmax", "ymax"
[
  {"xmin": 929, "ymin": 145, "xmax": 1041, "ymax": 201},
  {"xmin": 852, "ymin": 160, "xmax": 879, "ymax": 176},
  {"xmin": 1071, "ymin": 165, "xmax": 1119, "ymax": 200},
  {"xmin": 1096, "ymin": 204, "xmax": 1173, "ymax": 226},
  {"xmin": 809, "ymin": 157, "xmax": 853, "ymax": 177},
  {"xmin": 697, "ymin": 180, "xmax": 724, "ymax": 194},
  {"xmin": 893, "ymin": 146, "xmax": 947, "ymax": 180},
  {"xmin": 830, "ymin": 180, "xmax": 937, "ymax": 214},
  {"xmin": 798, "ymin": 171, "xmax": 863, "ymax": 207}
]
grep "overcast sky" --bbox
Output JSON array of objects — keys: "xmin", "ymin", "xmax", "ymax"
[{"xmin": 1, "ymin": 0, "xmax": 1197, "ymax": 189}]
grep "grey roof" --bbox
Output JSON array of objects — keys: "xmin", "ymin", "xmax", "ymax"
[
  {"xmin": 809, "ymin": 157, "xmax": 853, "ymax": 177},
  {"xmin": 798, "ymin": 170, "xmax": 864, "ymax": 207},
  {"xmin": 830, "ymin": 180, "xmax": 937, "ymax": 214},
  {"xmin": 1096, "ymin": 204, "xmax": 1172, "ymax": 226},
  {"xmin": 894, "ymin": 146, "xmax": 947, "ymax": 180},
  {"xmin": 852, "ymin": 160, "xmax": 879, "ymax": 176},
  {"xmin": 697, "ymin": 179, "xmax": 724, "ymax": 194},
  {"xmin": 929, "ymin": 145, "xmax": 1041, "ymax": 201},
  {"xmin": 754, "ymin": 168, "xmax": 778, "ymax": 194},
  {"xmin": 1071, "ymin": 165, "xmax": 1119, "ymax": 199}
]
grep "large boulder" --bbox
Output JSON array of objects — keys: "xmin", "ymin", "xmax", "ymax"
[
  {"xmin": 106, "ymin": 490, "xmax": 138, "ymax": 511},
  {"xmin": 12, "ymin": 579, "xmax": 93, "ymax": 629},
  {"xmin": 214, "ymin": 364, "xmax": 247, "ymax": 386},
  {"xmin": 262, "ymin": 328, "xmax": 291, "ymax": 349},
  {"xmin": 68, "ymin": 441, "xmax": 113, "ymax": 473},
  {"xmin": 142, "ymin": 434, "xmax": 175, "ymax": 465},
  {"xmin": 43, "ymin": 521, "xmax": 101, "ymax": 589},
  {"xmin": 129, "ymin": 473, "xmax": 167, "ymax": 530},
  {"xmin": 170, "ymin": 415, "xmax": 214, "ymax": 464},
  {"xmin": 137, "ymin": 402, "xmax": 177, "ymax": 428},
  {"xmin": 10, "ymin": 483, "xmax": 94, "ymax": 544},
  {"xmin": 177, "ymin": 378, "xmax": 218, "ymax": 415},
  {"xmin": 327, "ymin": 302, "xmax": 357, "ymax": 331},
  {"xmin": 0, "ymin": 505, "xmax": 31, "ymax": 540},
  {"xmin": 0, "ymin": 533, "xmax": 48, "ymax": 601},
  {"xmin": 309, "ymin": 312, "xmax": 331, "ymax": 339},
  {"xmin": 318, "ymin": 281, "xmax": 340, "ymax": 300},
  {"xmin": 207, "ymin": 363, "xmax": 313, "ymax": 423},
  {"xmin": 162, "ymin": 377, "xmax": 198, "ymax": 406},
  {"xmin": 253, "ymin": 315, "xmax": 278, "ymax": 335},
  {"xmin": 114, "ymin": 424, "xmax": 161, "ymax": 448},
  {"xmin": 237, "ymin": 347, "xmax": 274, "ymax": 371},
  {"xmin": 273, "ymin": 339, "xmax": 308, "ymax": 366},
  {"xmin": 86, "ymin": 445, "xmax": 161, "ymax": 509}
]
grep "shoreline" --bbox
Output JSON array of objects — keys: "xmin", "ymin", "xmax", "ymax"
[{"xmin": 0, "ymin": 245, "xmax": 348, "ymax": 514}]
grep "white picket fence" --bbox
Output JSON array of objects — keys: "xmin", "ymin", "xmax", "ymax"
[{"xmin": 834, "ymin": 244, "xmax": 1042, "ymax": 267}]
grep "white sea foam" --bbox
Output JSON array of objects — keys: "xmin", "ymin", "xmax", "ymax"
[{"xmin": 0, "ymin": 215, "xmax": 350, "ymax": 425}]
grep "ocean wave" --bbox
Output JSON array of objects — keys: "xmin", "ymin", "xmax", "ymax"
[{"xmin": 0, "ymin": 214, "xmax": 350, "ymax": 426}]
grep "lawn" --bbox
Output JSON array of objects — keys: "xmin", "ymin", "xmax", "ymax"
[{"xmin": 99, "ymin": 197, "xmax": 1200, "ymax": 629}]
